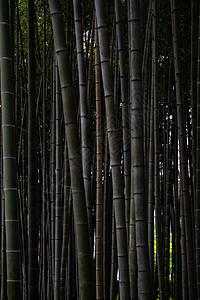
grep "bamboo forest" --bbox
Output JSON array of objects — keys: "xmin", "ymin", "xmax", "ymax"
[{"xmin": 0, "ymin": 0, "xmax": 199, "ymax": 299}]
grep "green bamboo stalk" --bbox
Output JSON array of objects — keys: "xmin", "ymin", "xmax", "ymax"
[
  {"xmin": 27, "ymin": 0, "xmax": 39, "ymax": 298},
  {"xmin": 95, "ymin": 17, "xmax": 103, "ymax": 299},
  {"xmin": 0, "ymin": 1, "xmax": 22, "ymax": 298},
  {"xmin": 127, "ymin": 0, "xmax": 131, "ymax": 85},
  {"xmin": 129, "ymin": 171, "xmax": 137, "ymax": 300},
  {"xmin": 67, "ymin": 222, "xmax": 73, "ymax": 300},
  {"xmin": 46, "ymin": 173, "xmax": 52, "ymax": 300},
  {"xmin": 67, "ymin": 210, "xmax": 77, "ymax": 300},
  {"xmin": 1, "ymin": 115, "xmax": 6, "ymax": 299},
  {"xmin": 48, "ymin": 1, "xmax": 93, "ymax": 298},
  {"xmin": 16, "ymin": 6, "xmax": 28, "ymax": 299},
  {"xmin": 15, "ymin": 4, "xmax": 19, "ymax": 141},
  {"xmin": 180, "ymin": 190, "xmax": 189, "ymax": 299},
  {"xmin": 142, "ymin": 0, "xmax": 153, "ymax": 194},
  {"xmin": 164, "ymin": 145, "xmax": 172, "ymax": 298},
  {"xmin": 109, "ymin": 208, "xmax": 117, "ymax": 300},
  {"xmin": 173, "ymin": 105, "xmax": 181, "ymax": 300},
  {"xmin": 50, "ymin": 55, "xmax": 56, "ymax": 291},
  {"xmin": 72, "ymin": 0, "xmax": 93, "ymax": 250},
  {"xmin": 142, "ymin": 0, "xmax": 153, "ymax": 82},
  {"xmin": 128, "ymin": 1, "xmax": 137, "ymax": 297},
  {"xmin": 170, "ymin": 203, "xmax": 175, "ymax": 299},
  {"xmin": 153, "ymin": 0, "xmax": 164, "ymax": 297},
  {"xmin": 42, "ymin": 3, "xmax": 47, "ymax": 296},
  {"xmin": 114, "ymin": 0, "xmax": 131, "ymax": 245},
  {"xmin": 148, "ymin": 77, "xmax": 154, "ymax": 279},
  {"xmin": 129, "ymin": 0, "xmax": 152, "ymax": 298},
  {"xmin": 94, "ymin": 1, "xmax": 130, "ymax": 299},
  {"xmin": 20, "ymin": 72, "xmax": 28, "ymax": 300},
  {"xmin": 110, "ymin": 17, "xmax": 116, "ymax": 71},
  {"xmin": 196, "ymin": 7, "xmax": 200, "ymax": 298},
  {"xmin": 87, "ymin": 9, "xmax": 95, "ymax": 117},
  {"xmin": 170, "ymin": 0, "xmax": 196, "ymax": 297},
  {"xmin": 54, "ymin": 63, "xmax": 62, "ymax": 300},
  {"xmin": 114, "ymin": 45, "xmax": 119, "ymax": 117},
  {"xmin": 103, "ymin": 132, "xmax": 110, "ymax": 300},
  {"xmin": 1, "ymin": 191, "xmax": 7, "ymax": 300},
  {"xmin": 60, "ymin": 140, "xmax": 70, "ymax": 300},
  {"xmin": 191, "ymin": 0, "xmax": 198, "ymax": 207}
]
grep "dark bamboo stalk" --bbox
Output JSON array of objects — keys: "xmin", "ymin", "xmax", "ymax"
[
  {"xmin": 153, "ymin": 0, "xmax": 164, "ymax": 297},
  {"xmin": 60, "ymin": 141, "xmax": 70, "ymax": 300},
  {"xmin": 48, "ymin": 1, "xmax": 93, "ymax": 298},
  {"xmin": 103, "ymin": 132, "xmax": 110, "ymax": 300},
  {"xmin": 196, "ymin": 7, "xmax": 200, "ymax": 298},
  {"xmin": 72, "ymin": 0, "xmax": 93, "ymax": 250},
  {"xmin": 1, "ymin": 192, "xmax": 7, "ymax": 300},
  {"xmin": 27, "ymin": 0, "xmax": 39, "ymax": 298},
  {"xmin": 94, "ymin": 1, "xmax": 130, "ymax": 298},
  {"xmin": 170, "ymin": 0, "xmax": 196, "ymax": 297},
  {"xmin": 0, "ymin": 1, "xmax": 22, "ymax": 298},
  {"xmin": 87, "ymin": 9, "xmax": 95, "ymax": 117},
  {"xmin": 109, "ymin": 208, "xmax": 117, "ymax": 300},
  {"xmin": 173, "ymin": 105, "xmax": 181, "ymax": 300},
  {"xmin": 50, "ymin": 56, "xmax": 56, "ymax": 293},
  {"xmin": 54, "ymin": 62, "xmax": 62, "ymax": 300},
  {"xmin": 191, "ymin": 0, "xmax": 198, "ymax": 206},
  {"xmin": 148, "ymin": 76, "xmax": 154, "ymax": 279},
  {"xmin": 95, "ymin": 15, "xmax": 103, "ymax": 300},
  {"xmin": 129, "ymin": 0, "xmax": 152, "ymax": 297},
  {"xmin": 114, "ymin": 0, "xmax": 131, "ymax": 245}
]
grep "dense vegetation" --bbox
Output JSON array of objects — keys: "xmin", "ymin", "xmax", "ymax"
[{"xmin": 0, "ymin": 0, "xmax": 199, "ymax": 299}]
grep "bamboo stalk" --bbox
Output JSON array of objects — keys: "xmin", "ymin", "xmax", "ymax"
[
  {"xmin": 48, "ymin": 1, "xmax": 93, "ymax": 298},
  {"xmin": 94, "ymin": 1, "xmax": 130, "ymax": 298},
  {"xmin": 0, "ymin": 1, "xmax": 22, "ymax": 298}
]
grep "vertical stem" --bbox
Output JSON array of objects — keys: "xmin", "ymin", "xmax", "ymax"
[
  {"xmin": 114, "ymin": 0, "xmax": 131, "ymax": 245},
  {"xmin": 0, "ymin": 1, "xmax": 22, "ymax": 298},
  {"xmin": 1, "ymin": 191, "xmax": 7, "ymax": 300},
  {"xmin": 164, "ymin": 145, "xmax": 172, "ymax": 298},
  {"xmin": 42, "ymin": 3, "xmax": 47, "ymax": 296},
  {"xmin": 60, "ymin": 140, "xmax": 70, "ymax": 299},
  {"xmin": 130, "ymin": 0, "xmax": 152, "ymax": 297},
  {"xmin": 72, "ymin": 0, "xmax": 93, "ymax": 249},
  {"xmin": 191, "ymin": 0, "xmax": 198, "ymax": 205},
  {"xmin": 54, "ymin": 63, "xmax": 62, "ymax": 300},
  {"xmin": 170, "ymin": 0, "xmax": 196, "ymax": 297},
  {"xmin": 87, "ymin": 9, "xmax": 95, "ymax": 117},
  {"xmin": 196, "ymin": 7, "xmax": 200, "ymax": 298},
  {"xmin": 95, "ymin": 16, "xmax": 103, "ymax": 299},
  {"xmin": 103, "ymin": 132, "xmax": 110, "ymax": 300},
  {"xmin": 109, "ymin": 208, "xmax": 117, "ymax": 300},
  {"xmin": 94, "ymin": 0, "xmax": 130, "ymax": 298},
  {"xmin": 50, "ymin": 56, "xmax": 56, "ymax": 290},
  {"xmin": 148, "ymin": 77, "xmax": 154, "ymax": 279},
  {"xmin": 27, "ymin": 0, "xmax": 39, "ymax": 298},
  {"xmin": 173, "ymin": 112, "xmax": 181, "ymax": 300},
  {"xmin": 153, "ymin": 0, "xmax": 164, "ymax": 297},
  {"xmin": 48, "ymin": 1, "xmax": 93, "ymax": 298}
]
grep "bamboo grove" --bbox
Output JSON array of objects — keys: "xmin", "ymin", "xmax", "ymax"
[{"xmin": 0, "ymin": 0, "xmax": 199, "ymax": 299}]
